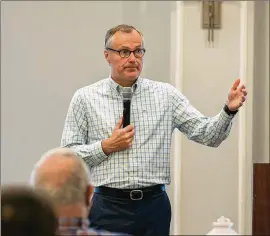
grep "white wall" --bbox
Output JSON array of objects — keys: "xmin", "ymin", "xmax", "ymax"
[
  {"xmin": 1, "ymin": 1, "xmax": 123, "ymax": 183},
  {"xmin": 1, "ymin": 1, "xmax": 268, "ymax": 235},
  {"xmin": 179, "ymin": 2, "xmax": 240, "ymax": 234}
]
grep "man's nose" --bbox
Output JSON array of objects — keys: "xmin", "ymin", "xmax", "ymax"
[{"xmin": 127, "ymin": 52, "xmax": 136, "ymax": 62}]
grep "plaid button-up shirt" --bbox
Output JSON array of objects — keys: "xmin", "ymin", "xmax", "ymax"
[
  {"xmin": 61, "ymin": 77, "xmax": 234, "ymax": 189},
  {"xmin": 57, "ymin": 217, "xmax": 128, "ymax": 235}
]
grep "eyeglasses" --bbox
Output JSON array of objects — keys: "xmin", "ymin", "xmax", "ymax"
[{"xmin": 106, "ymin": 47, "xmax": 146, "ymax": 58}]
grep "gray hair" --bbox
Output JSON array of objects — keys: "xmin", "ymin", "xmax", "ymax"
[
  {"xmin": 30, "ymin": 147, "xmax": 90, "ymax": 206},
  {"xmin": 105, "ymin": 24, "xmax": 145, "ymax": 48}
]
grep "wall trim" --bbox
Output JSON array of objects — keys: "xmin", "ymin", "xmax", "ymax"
[
  {"xmin": 170, "ymin": 1, "xmax": 184, "ymax": 235},
  {"xmin": 238, "ymin": 1, "xmax": 254, "ymax": 234}
]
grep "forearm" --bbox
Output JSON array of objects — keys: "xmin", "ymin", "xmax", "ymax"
[
  {"xmin": 61, "ymin": 140, "xmax": 108, "ymax": 168},
  {"xmin": 60, "ymin": 89, "xmax": 111, "ymax": 167},
  {"xmin": 182, "ymin": 109, "xmax": 234, "ymax": 147}
]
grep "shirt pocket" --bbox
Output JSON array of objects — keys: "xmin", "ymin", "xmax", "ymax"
[
  {"xmin": 134, "ymin": 102, "xmax": 168, "ymax": 138},
  {"xmin": 87, "ymin": 103, "xmax": 122, "ymax": 142}
]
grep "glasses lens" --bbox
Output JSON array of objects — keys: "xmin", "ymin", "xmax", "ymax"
[
  {"xmin": 119, "ymin": 49, "xmax": 130, "ymax": 58},
  {"xmin": 119, "ymin": 49, "xmax": 145, "ymax": 58},
  {"xmin": 134, "ymin": 49, "xmax": 145, "ymax": 58}
]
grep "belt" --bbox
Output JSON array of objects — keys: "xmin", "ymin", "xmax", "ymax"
[{"xmin": 94, "ymin": 184, "xmax": 165, "ymax": 200}]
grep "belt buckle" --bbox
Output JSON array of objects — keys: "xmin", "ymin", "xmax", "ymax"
[{"xmin": 130, "ymin": 190, "xmax": 143, "ymax": 200}]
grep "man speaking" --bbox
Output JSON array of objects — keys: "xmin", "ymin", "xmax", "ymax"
[{"xmin": 61, "ymin": 24, "xmax": 247, "ymax": 236}]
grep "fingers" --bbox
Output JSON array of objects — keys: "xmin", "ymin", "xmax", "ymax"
[
  {"xmin": 121, "ymin": 126, "xmax": 135, "ymax": 142},
  {"xmin": 123, "ymin": 126, "xmax": 135, "ymax": 147},
  {"xmin": 113, "ymin": 119, "xmax": 135, "ymax": 132},
  {"xmin": 125, "ymin": 129, "xmax": 135, "ymax": 139},
  {"xmin": 233, "ymin": 79, "xmax": 247, "ymax": 95},
  {"xmin": 241, "ymin": 88, "xmax": 248, "ymax": 96},
  {"xmin": 113, "ymin": 117, "xmax": 123, "ymax": 132},
  {"xmin": 120, "ymin": 130, "xmax": 134, "ymax": 149},
  {"xmin": 127, "ymin": 138, "xmax": 133, "ymax": 147},
  {"xmin": 123, "ymin": 124, "xmax": 134, "ymax": 133},
  {"xmin": 231, "ymin": 78, "xmax": 241, "ymax": 90},
  {"xmin": 239, "ymin": 84, "xmax": 245, "ymax": 90}
]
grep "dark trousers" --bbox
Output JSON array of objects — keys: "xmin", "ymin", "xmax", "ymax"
[{"xmin": 89, "ymin": 191, "xmax": 171, "ymax": 236}]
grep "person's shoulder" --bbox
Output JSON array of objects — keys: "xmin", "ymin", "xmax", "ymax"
[
  {"xmin": 141, "ymin": 77, "xmax": 175, "ymax": 91},
  {"xmin": 72, "ymin": 78, "xmax": 110, "ymax": 98},
  {"xmin": 77, "ymin": 227, "xmax": 131, "ymax": 235},
  {"xmin": 78, "ymin": 78, "xmax": 110, "ymax": 92}
]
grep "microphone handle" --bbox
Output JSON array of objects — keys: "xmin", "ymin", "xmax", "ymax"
[{"xmin": 123, "ymin": 100, "xmax": 131, "ymax": 127}]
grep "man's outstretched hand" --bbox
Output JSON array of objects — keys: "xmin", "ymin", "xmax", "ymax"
[{"xmin": 227, "ymin": 78, "xmax": 248, "ymax": 111}]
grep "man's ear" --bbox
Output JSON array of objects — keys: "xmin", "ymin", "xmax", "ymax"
[
  {"xmin": 104, "ymin": 50, "xmax": 111, "ymax": 65},
  {"xmin": 85, "ymin": 185, "xmax": 94, "ymax": 207}
]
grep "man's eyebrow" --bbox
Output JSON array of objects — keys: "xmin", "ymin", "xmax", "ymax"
[{"xmin": 118, "ymin": 45, "xmax": 143, "ymax": 50}]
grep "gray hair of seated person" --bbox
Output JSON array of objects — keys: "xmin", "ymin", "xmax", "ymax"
[
  {"xmin": 1, "ymin": 185, "xmax": 57, "ymax": 236},
  {"xmin": 30, "ymin": 147, "xmax": 91, "ymax": 206}
]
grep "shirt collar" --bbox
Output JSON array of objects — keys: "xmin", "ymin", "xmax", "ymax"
[
  {"xmin": 58, "ymin": 217, "xmax": 89, "ymax": 230},
  {"xmin": 108, "ymin": 75, "xmax": 142, "ymax": 95}
]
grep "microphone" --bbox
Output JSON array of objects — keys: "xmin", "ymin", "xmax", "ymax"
[{"xmin": 122, "ymin": 87, "xmax": 133, "ymax": 127}]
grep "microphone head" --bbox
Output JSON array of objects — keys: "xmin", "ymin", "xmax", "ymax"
[{"xmin": 122, "ymin": 87, "xmax": 133, "ymax": 101}]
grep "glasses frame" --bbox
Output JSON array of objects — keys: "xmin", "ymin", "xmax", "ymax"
[{"xmin": 106, "ymin": 47, "xmax": 146, "ymax": 58}]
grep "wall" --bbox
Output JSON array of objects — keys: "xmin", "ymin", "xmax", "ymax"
[
  {"xmin": 179, "ymin": 2, "xmax": 240, "ymax": 234},
  {"xmin": 1, "ymin": 1, "xmax": 123, "ymax": 183},
  {"xmin": 253, "ymin": 0, "xmax": 269, "ymax": 163}
]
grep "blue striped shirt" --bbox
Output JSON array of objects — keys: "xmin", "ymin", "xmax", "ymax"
[{"xmin": 61, "ymin": 77, "xmax": 234, "ymax": 189}]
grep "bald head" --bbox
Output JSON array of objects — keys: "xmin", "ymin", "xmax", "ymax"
[
  {"xmin": 34, "ymin": 153, "xmax": 77, "ymax": 189},
  {"xmin": 30, "ymin": 148, "xmax": 92, "ymax": 207}
]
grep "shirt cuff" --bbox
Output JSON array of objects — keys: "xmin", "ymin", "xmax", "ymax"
[
  {"xmin": 90, "ymin": 141, "xmax": 108, "ymax": 164},
  {"xmin": 220, "ymin": 107, "xmax": 235, "ymax": 123}
]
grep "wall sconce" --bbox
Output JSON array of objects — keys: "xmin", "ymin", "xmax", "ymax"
[{"xmin": 202, "ymin": 0, "xmax": 222, "ymax": 45}]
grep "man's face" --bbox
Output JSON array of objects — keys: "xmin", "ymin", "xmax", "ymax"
[{"xmin": 104, "ymin": 30, "xmax": 144, "ymax": 87}]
